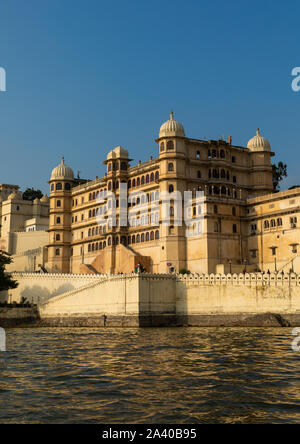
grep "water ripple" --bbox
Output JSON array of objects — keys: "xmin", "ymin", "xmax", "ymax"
[{"xmin": 0, "ymin": 327, "xmax": 300, "ymax": 423}]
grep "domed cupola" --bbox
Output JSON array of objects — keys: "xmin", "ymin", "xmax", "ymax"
[
  {"xmin": 247, "ymin": 128, "xmax": 271, "ymax": 152},
  {"xmin": 159, "ymin": 112, "xmax": 185, "ymax": 138},
  {"xmin": 50, "ymin": 157, "xmax": 74, "ymax": 181},
  {"xmin": 40, "ymin": 194, "xmax": 50, "ymax": 203}
]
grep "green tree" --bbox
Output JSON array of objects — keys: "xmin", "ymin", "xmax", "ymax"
[
  {"xmin": 0, "ymin": 251, "xmax": 18, "ymax": 291},
  {"xmin": 272, "ymin": 162, "xmax": 287, "ymax": 191},
  {"xmin": 22, "ymin": 187, "xmax": 43, "ymax": 201}
]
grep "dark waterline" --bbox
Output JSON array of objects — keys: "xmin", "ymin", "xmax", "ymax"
[{"xmin": 0, "ymin": 327, "xmax": 300, "ymax": 424}]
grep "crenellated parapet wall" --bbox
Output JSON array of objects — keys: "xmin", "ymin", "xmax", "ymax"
[
  {"xmin": 2, "ymin": 272, "xmax": 300, "ymax": 327},
  {"xmin": 176, "ymin": 272, "xmax": 300, "ymax": 286}
]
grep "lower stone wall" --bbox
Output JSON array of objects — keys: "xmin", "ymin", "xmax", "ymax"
[
  {"xmin": 3, "ymin": 272, "xmax": 300, "ymax": 327},
  {"xmin": 0, "ymin": 307, "xmax": 40, "ymax": 327}
]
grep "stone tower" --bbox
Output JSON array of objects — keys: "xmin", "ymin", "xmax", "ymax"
[
  {"xmin": 157, "ymin": 112, "xmax": 187, "ymax": 273},
  {"xmin": 48, "ymin": 158, "xmax": 75, "ymax": 273},
  {"xmin": 247, "ymin": 129, "xmax": 274, "ymax": 196}
]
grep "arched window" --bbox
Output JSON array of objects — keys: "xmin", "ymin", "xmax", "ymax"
[
  {"xmin": 57, "ymin": 200, "xmax": 61, "ymax": 207},
  {"xmin": 93, "ymin": 192, "xmax": 96, "ymax": 200},
  {"xmin": 55, "ymin": 248, "xmax": 60, "ymax": 256},
  {"xmin": 56, "ymin": 183, "xmax": 62, "ymax": 191},
  {"xmin": 89, "ymin": 193, "xmax": 92, "ymax": 201},
  {"xmin": 271, "ymin": 219, "xmax": 276, "ymax": 228},
  {"xmin": 221, "ymin": 169, "xmax": 226, "ymax": 178},
  {"xmin": 56, "ymin": 234, "xmax": 60, "ymax": 241},
  {"xmin": 108, "ymin": 163, "xmax": 112, "ymax": 172},
  {"xmin": 141, "ymin": 176, "xmax": 145, "ymax": 185},
  {"xmin": 137, "ymin": 177, "xmax": 140, "ymax": 186},
  {"xmin": 132, "ymin": 178, "xmax": 136, "ymax": 187},
  {"xmin": 233, "ymin": 176, "xmax": 237, "ymax": 183},
  {"xmin": 168, "ymin": 163, "xmax": 174, "ymax": 172},
  {"xmin": 196, "ymin": 151, "xmax": 201, "ymax": 159},
  {"xmin": 103, "ymin": 241, "xmax": 106, "ymax": 248},
  {"xmin": 51, "ymin": 184, "xmax": 54, "ymax": 191},
  {"xmin": 213, "ymin": 169, "xmax": 219, "ymax": 178},
  {"xmin": 277, "ymin": 218, "xmax": 283, "ymax": 227},
  {"xmin": 150, "ymin": 172, "xmax": 154, "ymax": 182},
  {"xmin": 146, "ymin": 232, "xmax": 149, "ymax": 241},
  {"xmin": 221, "ymin": 186, "xmax": 226, "ymax": 195},
  {"xmin": 160, "ymin": 142, "xmax": 165, "ymax": 152},
  {"xmin": 108, "ymin": 237, "xmax": 112, "ymax": 246},
  {"xmin": 169, "ymin": 184, "xmax": 174, "ymax": 193},
  {"xmin": 155, "ymin": 171, "xmax": 159, "ymax": 181},
  {"xmin": 56, "ymin": 217, "xmax": 61, "ymax": 224},
  {"xmin": 155, "ymin": 230, "xmax": 159, "ymax": 240},
  {"xmin": 150, "ymin": 231, "xmax": 154, "ymax": 241},
  {"xmin": 167, "ymin": 140, "xmax": 174, "ymax": 150},
  {"xmin": 197, "ymin": 170, "xmax": 201, "ymax": 178},
  {"xmin": 141, "ymin": 233, "xmax": 145, "ymax": 242},
  {"xmin": 88, "ymin": 244, "xmax": 91, "ymax": 252},
  {"xmin": 132, "ymin": 235, "xmax": 136, "ymax": 244},
  {"xmin": 146, "ymin": 174, "xmax": 149, "ymax": 183},
  {"xmin": 220, "ymin": 150, "xmax": 225, "ymax": 158},
  {"xmin": 128, "ymin": 180, "xmax": 131, "ymax": 189}
]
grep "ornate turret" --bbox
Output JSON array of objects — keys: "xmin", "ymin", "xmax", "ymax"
[
  {"xmin": 48, "ymin": 157, "xmax": 75, "ymax": 273},
  {"xmin": 247, "ymin": 129, "xmax": 273, "ymax": 196}
]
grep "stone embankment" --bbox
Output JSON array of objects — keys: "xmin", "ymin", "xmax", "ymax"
[
  {"xmin": 0, "ymin": 306, "xmax": 40, "ymax": 327},
  {"xmin": 2, "ymin": 271, "xmax": 300, "ymax": 327}
]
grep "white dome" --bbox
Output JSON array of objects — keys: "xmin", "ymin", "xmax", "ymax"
[
  {"xmin": 247, "ymin": 129, "xmax": 271, "ymax": 152},
  {"xmin": 159, "ymin": 112, "xmax": 185, "ymax": 138},
  {"xmin": 50, "ymin": 157, "xmax": 74, "ymax": 180},
  {"xmin": 40, "ymin": 194, "xmax": 49, "ymax": 203},
  {"xmin": 8, "ymin": 191, "xmax": 22, "ymax": 200}
]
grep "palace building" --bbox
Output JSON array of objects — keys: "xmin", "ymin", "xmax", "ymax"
[{"xmin": 46, "ymin": 113, "xmax": 300, "ymax": 275}]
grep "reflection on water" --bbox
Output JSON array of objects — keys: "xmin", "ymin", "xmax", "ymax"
[{"xmin": 0, "ymin": 327, "xmax": 300, "ymax": 423}]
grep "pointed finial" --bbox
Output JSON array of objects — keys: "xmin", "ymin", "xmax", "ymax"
[
  {"xmin": 170, "ymin": 110, "xmax": 174, "ymax": 120},
  {"xmin": 62, "ymin": 156, "xmax": 65, "ymax": 164},
  {"xmin": 256, "ymin": 128, "xmax": 260, "ymax": 136}
]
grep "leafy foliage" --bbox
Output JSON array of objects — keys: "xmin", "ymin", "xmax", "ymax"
[
  {"xmin": 272, "ymin": 162, "xmax": 287, "ymax": 192},
  {"xmin": 0, "ymin": 251, "xmax": 18, "ymax": 291},
  {"xmin": 22, "ymin": 187, "xmax": 43, "ymax": 201}
]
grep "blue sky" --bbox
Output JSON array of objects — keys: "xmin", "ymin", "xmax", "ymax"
[{"xmin": 0, "ymin": 0, "xmax": 299, "ymax": 193}]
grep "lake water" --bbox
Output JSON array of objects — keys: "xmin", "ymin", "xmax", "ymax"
[{"xmin": 0, "ymin": 327, "xmax": 300, "ymax": 424}]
